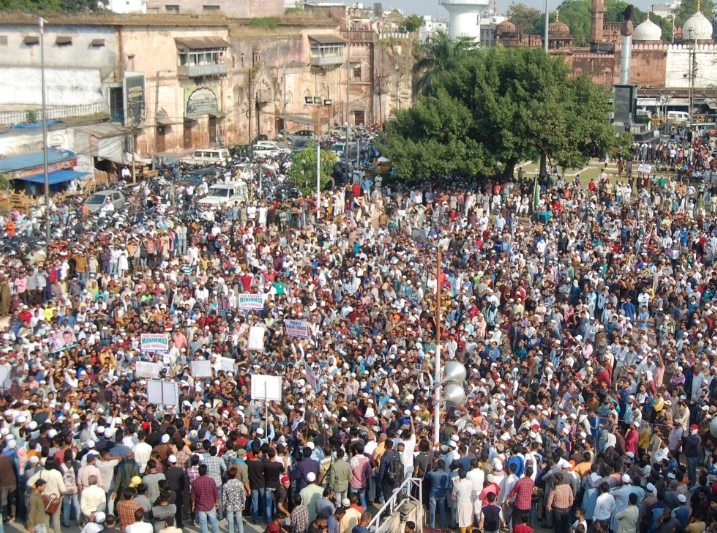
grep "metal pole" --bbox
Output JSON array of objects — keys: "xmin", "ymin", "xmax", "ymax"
[
  {"xmin": 544, "ymin": 0, "xmax": 549, "ymax": 52},
  {"xmin": 39, "ymin": 17, "xmax": 51, "ymax": 246},
  {"xmin": 316, "ymin": 105, "xmax": 321, "ymax": 221},
  {"xmin": 432, "ymin": 251, "xmax": 442, "ymax": 445},
  {"xmin": 345, "ymin": 10, "xmax": 351, "ymax": 185}
]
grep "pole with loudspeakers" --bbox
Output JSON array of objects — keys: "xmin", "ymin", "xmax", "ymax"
[{"xmin": 432, "ymin": 252, "xmax": 467, "ymax": 444}]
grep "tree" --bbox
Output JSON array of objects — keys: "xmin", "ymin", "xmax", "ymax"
[
  {"xmin": 380, "ymin": 89, "xmax": 490, "ymax": 180},
  {"xmin": 0, "ymin": 0, "xmax": 105, "ymax": 10},
  {"xmin": 286, "ymin": 142, "xmax": 337, "ymax": 197},
  {"xmin": 385, "ymin": 47, "xmax": 617, "ymax": 181},
  {"xmin": 401, "ymin": 14, "xmax": 424, "ymax": 33},
  {"xmin": 556, "ymin": 0, "xmax": 592, "ymax": 46},
  {"xmin": 411, "ymin": 29, "xmax": 477, "ymax": 96},
  {"xmin": 506, "ymin": 3, "xmax": 543, "ymax": 34},
  {"xmin": 673, "ymin": 0, "xmax": 715, "ymax": 28}
]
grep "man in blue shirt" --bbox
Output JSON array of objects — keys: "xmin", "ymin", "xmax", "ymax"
[{"xmin": 427, "ymin": 459, "xmax": 449, "ymax": 529}]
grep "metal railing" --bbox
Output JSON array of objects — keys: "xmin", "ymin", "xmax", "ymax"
[
  {"xmin": 368, "ymin": 477, "xmax": 423, "ymax": 533},
  {"xmin": 0, "ymin": 102, "xmax": 106, "ymax": 126}
]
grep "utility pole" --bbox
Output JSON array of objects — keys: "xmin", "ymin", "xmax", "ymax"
[
  {"xmin": 345, "ymin": 9, "xmax": 352, "ymax": 185},
  {"xmin": 543, "ymin": 0, "xmax": 549, "ymax": 52},
  {"xmin": 689, "ymin": 29, "xmax": 695, "ymax": 122},
  {"xmin": 433, "ymin": 251, "xmax": 442, "ymax": 444},
  {"xmin": 39, "ymin": 16, "xmax": 50, "ymax": 246}
]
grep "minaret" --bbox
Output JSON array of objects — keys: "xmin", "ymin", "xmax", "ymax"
[{"xmin": 590, "ymin": 0, "xmax": 606, "ymax": 47}]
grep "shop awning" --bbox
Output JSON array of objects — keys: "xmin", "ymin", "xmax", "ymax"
[
  {"xmin": 280, "ymin": 114, "xmax": 315, "ymax": 126},
  {"xmin": 156, "ymin": 111, "xmax": 182, "ymax": 126},
  {"xmin": 308, "ymin": 35, "xmax": 346, "ymax": 45},
  {"xmin": 175, "ymin": 37, "xmax": 230, "ymax": 50},
  {"xmin": 15, "ymin": 170, "xmax": 89, "ymax": 185}
]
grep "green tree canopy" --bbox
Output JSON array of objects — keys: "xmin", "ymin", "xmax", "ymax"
[
  {"xmin": 0, "ymin": 0, "xmax": 106, "ymax": 9},
  {"xmin": 286, "ymin": 142, "xmax": 337, "ymax": 197},
  {"xmin": 383, "ymin": 47, "xmax": 617, "ymax": 181},
  {"xmin": 411, "ymin": 29, "xmax": 477, "ymax": 96},
  {"xmin": 554, "ymin": 0, "xmax": 674, "ymax": 44},
  {"xmin": 673, "ymin": 0, "xmax": 715, "ymax": 28},
  {"xmin": 401, "ymin": 14, "xmax": 424, "ymax": 32},
  {"xmin": 506, "ymin": 3, "xmax": 543, "ymax": 34}
]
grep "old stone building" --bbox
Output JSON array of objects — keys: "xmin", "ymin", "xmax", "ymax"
[
  {"xmin": 0, "ymin": 11, "xmax": 410, "ymax": 167},
  {"xmin": 494, "ymin": 0, "xmax": 717, "ymax": 113}
]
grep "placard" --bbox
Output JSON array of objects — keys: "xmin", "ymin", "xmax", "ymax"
[
  {"xmin": 135, "ymin": 361, "xmax": 161, "ymax": 379},
  {"xmin": 221, "ymin": 357, "xmax": 235, "ymax": 373},
  {"xmin": 247, "ymin": 326, "xmax": 266, "ymax": 352},
  {"xmin": 141, "ymin": 333, "xmax": 169, "ymax": 352},
  {"xmin": 251, "ymin": 374, "xmax": 283, "ymax": 401},
  {"xmin": 305, "ymin": 363, "xmax": 318, "ymax": 392},
  {"xmin": 285, "ymin": 319, "xmax": 309, "ymax": 339},
  {"xmin": 637, "ymin": 163, "xmax": 652, "ymax": 174},
  {"xmin": 147, "ymin": 380, "xmax": 179, "ymax": 407},
  {"xmin": 190, "ymin": 360, "xmax": 213, "ymax": 378},
  {"xmin": 0, "ymin": 365, "xmax": 10, "ymax": 388},
  {"xmin": 238, "ymin": 294, "xmax": 265, "ymax": 310}
]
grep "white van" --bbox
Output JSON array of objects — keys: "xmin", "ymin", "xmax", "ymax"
[
  {"xmin": 667, "ymin": 111, "xmax": 690, "ymax": 123},
  {"xmin": 181, "ymin": 148, "xmax": 230, "ymax": 166}
]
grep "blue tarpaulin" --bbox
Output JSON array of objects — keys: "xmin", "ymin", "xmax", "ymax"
[
  {"xmin": 15, "ymin": 169, "xmax": 89, "ymax": 185},
  {"xmin": 0, "ymin": 149, "xmax": 76, "ymax": 173}
]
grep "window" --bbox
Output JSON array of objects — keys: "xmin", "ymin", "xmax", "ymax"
[
  {"xmin": 203, "ymin": 5, "xmax": 219, "ymax": 11},
  {"xmin": 353, "ymin": 65, "xmax": 361, "ymax": 79},
  {"xmin": 56, "ymin": 36, "xmax": 72, "ymax": 46},
  {"xmin": 165, "ymin": 4, "xmax": 179, "ymax": 11},
  {"xmin": 23, "ymin": 36, "xmax": 39, "ymax": 46},
  {"xmin": 90, "ymin": 38, "xmax": 105, "ymax": 47},
  {"xmin": 109, "ymin": 86, "xmax": 124, "ymax": 123}
]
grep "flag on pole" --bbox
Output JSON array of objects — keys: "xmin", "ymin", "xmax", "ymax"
[{"xmin": 532, "ymin": 176, "xmax": 540, "ymax": 211}]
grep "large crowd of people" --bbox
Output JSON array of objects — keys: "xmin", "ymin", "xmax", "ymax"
[{"xmin": 0, "ymin": 156, "xmax": 715, "ymax": 533}]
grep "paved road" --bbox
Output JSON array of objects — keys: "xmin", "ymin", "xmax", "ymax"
[{"xmin": 5, "ymin": 517, "xmax": 267, "ymax": 533}]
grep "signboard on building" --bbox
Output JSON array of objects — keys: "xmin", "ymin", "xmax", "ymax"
[
  {"xmin": 124, "ymin": 73, "xmax": 146, "ymax": 128},
  {"xmin": 185, "ymin": 85, "xmax": 219, "ymax": 117}
]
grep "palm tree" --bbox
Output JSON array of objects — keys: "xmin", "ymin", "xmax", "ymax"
[{"xmin": 412, "ymin": 29, "xmax": 478, "ymax": 96}]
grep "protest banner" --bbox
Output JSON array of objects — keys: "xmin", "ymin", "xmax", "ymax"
[
  {"xmin": 221, "ymin": 357, "xmax": 235, "ymax": 373},
  {"xmin": 140, "ymin": 333, "xmax": 170, "ymax": 352},
  {"xmin": 238, "ymin": 293, "xmax": 265, "ymax": 310},
  {"xmin": 247, "ymin": 326, "xmax": 266, "ymax": 351},
  {"xmin": 284, "ymin": 319, "xmax": 309, "ymax": 338},
  {"xmin": 135, "ymin": 361, "xmax": 161, "ymax": 379},
  {"xmin": 251, "ymin": 375, "xmax": 282, "ymax": 401},
  {"xmin": 190, "ymin": 360, "xmax": 212, "ymax": 378},
  {"xmin": 147, "ymin": 380, "xmax": 179, "ymax": 406}
]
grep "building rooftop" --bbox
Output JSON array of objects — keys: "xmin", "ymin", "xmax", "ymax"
[
  {"xmin": 0, "ymin": 148, "xmax": 76, "ymax": 173},
  {"xmin": 0, "ymin": 11, "xmax": 339, "ymax": 28}
]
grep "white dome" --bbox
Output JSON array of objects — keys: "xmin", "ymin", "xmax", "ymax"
[
  {"xmin": 682, "ymin": 10, "xmax": 713, "ymax": 41},
  {"xmin": 634, "ymin": 17, "xmax": 662, "ymax": 41}
]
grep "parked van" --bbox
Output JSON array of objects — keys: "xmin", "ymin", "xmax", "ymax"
[
  {"xmin": 667, "ymin": 111, "xmax": 690, "ymax": 123},
  {"xmin": 181, "ymin": 148, "xmax": 230, "ymax": 166}
]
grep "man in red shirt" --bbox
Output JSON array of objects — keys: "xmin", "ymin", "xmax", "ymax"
[
  {"xmin": 513, "ymin": 511, "xmax": 534, "ymax": 533},
  {"xmin": 508, "ymin": 467, "xmax": 535, "ymax": 526},
  {"xmin": 191, "ymin": 464, "xmax": 219, "ymax": 533}
]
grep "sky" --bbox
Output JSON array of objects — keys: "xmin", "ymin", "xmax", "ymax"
[{"xmin": 380, "ymin": 0, "xmax": 660, "ymax": 19}]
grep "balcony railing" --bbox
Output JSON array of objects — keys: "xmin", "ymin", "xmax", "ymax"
[
  {"xmin": 0, "ymin": 102, "xmax": 106, "ymax": 127},
  {"xmin": 310, "ymin": 54, "xmax": 344, "ymax": 67},
  {"xmin": 178, "ymin": 63, "xmax": 228, "ymax": 78}
]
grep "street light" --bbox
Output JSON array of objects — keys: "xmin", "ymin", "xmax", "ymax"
[{"xmin": 304, "ymin": 96, "xmax": 332, "ymax": 221}]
